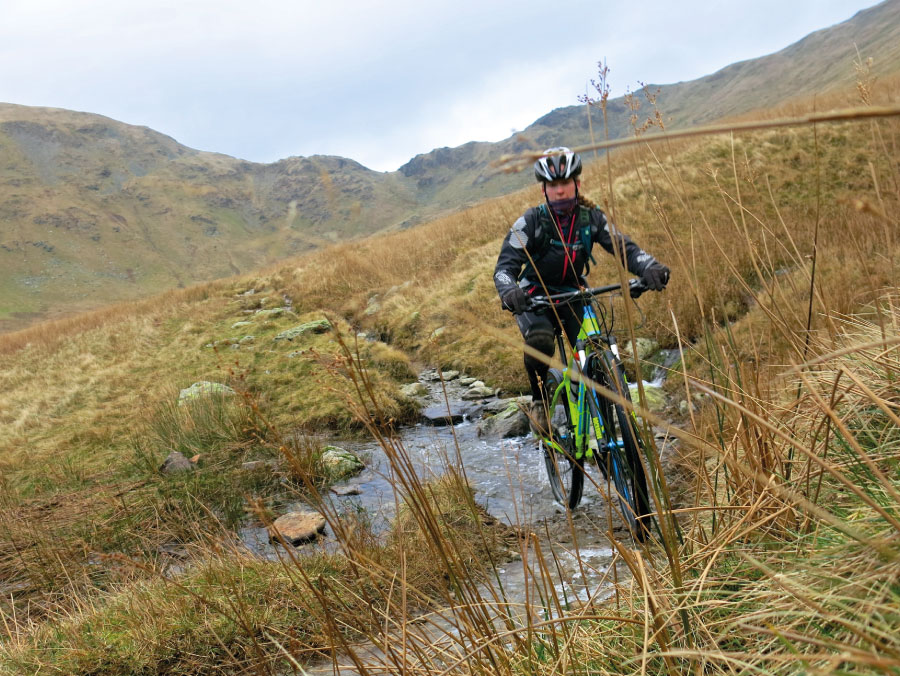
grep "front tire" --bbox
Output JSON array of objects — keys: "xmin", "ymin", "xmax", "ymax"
[
  {"xmin": 589, "ymin": 353, "xmax": 653, "ymax": 541},
  {"xmin": 540, "ymin": 368, "xmax": 584, "ymax": 510}
]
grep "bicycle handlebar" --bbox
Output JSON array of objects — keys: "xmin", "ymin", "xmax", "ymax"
[{"xmin": 525, "ymin": 278, "xmax": 649, "ymax": 311}]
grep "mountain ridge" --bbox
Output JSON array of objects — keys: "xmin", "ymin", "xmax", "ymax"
[{"xmin": 2, "ymin": 0, "xmax": 900, "ymax": 332}]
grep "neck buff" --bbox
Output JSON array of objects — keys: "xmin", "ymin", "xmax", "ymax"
[{"xmin": 548, "ymin": 196, "xmax": 577, "ymax": 215}]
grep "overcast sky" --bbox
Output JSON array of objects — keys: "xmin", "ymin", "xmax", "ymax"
[{"xmin": 0, "ymin": 0, "xmax": 884, "ymax": 171}]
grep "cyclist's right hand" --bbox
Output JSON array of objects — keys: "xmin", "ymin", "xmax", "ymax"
[{"xmin": 501, "ymin": 287, "xmax": 529, "ymax": 314}]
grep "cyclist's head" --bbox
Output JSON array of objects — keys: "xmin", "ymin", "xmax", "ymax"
[{"xmin": 534, "ymin": 147, "xmax": 582, "ymax": 184}]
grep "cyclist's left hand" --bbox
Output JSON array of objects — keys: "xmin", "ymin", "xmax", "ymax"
[{"xmin": 641, "ymin": 263, "xmax": 670, "ymax": 291}]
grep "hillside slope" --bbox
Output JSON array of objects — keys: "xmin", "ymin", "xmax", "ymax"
[{"xmin": 3, "ymin": 0, "xmax": 900, "ymax": 331}]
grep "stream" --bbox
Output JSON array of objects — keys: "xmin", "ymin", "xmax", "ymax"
[{"xmin": 239, "ymin": 365, "xmax": 678, "ymax": 674}]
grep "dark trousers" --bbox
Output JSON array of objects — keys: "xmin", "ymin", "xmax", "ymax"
[{"xmin": 515, "ymin": 302, "xmax": 583, "ymax": 400}]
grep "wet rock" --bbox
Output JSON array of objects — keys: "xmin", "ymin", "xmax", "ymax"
[
  {"xmin": 476, "ymin": 403, "xmax": 529, "ymax": 438},
  {"xmin": 440, "ymin": 370, "xmax": 460, "ymax": 381},
  {"xmin": 421, "ymin": 403, "xmax": 466, "ymax": 425},
  {"xmin": 482, "ymin": 398, "xmax": 516, "ymax": 414},
  {"xmin": 631, "ymin": 383, "xmax": 667, "ymax": 413},
  {"xmin": 462, "ymin": 385, "xmax": 495, "ymax": 400},
  {"xmin": 331, "ymin": 484, "xmax": 362, "ymax": 496},
  {"xmin": 160, "ymin": 451, "xmax": 195, "ymax": 474},
  {"xmin": 274, "ymin": 319, "xmax": 331, "ymax": 341},
  {"xmin": 458, "ymin": 377, "xmax": 477, "ymax": 386},
  {"xmin": 177, "ymin": 381, "xmax": 236, "ymax": 405},
  {"xmin": 268, "ymin": 510, "xmax": 326, "ymax": 544},
  {"xmin": 320, "ymin": 446, "xmax": 364, "ymax": 480},
  {"xmin": 622, "ymin": 337, "xmax": 659, "ymax": 361},
  {"xmin": 460, "ymin": 401, "xmax": 486, "ymax": 419},
  {"xmin": 401, "ymin": 382, "xmax": 429, "ymax": 398}
]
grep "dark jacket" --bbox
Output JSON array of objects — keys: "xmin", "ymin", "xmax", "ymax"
[{"xmin": 493, "ymin": 203, "xmax": 659, "ymax": 297}]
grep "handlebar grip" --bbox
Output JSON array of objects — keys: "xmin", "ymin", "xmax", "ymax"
[{"xmin": 629, "ymin": 278, "xmax": 649, "ymax": 299}]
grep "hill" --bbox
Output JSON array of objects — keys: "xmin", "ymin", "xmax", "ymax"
[{"xmin": 3, "ymin": 0, "xmax": 900, "ymax": 331}]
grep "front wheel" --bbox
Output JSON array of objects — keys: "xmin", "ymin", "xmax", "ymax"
[
  {"xmin": 589, "ymin": 353, "xmax": 653, "ymax": 541},
  {"xmin": 540, "ymin": 368, "xmax": 584, "ymax": 510}
]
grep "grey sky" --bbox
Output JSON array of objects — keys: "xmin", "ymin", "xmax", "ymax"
[{"xmin": 0, "ymin": 0, "xmax": 884, "ymax": 171}]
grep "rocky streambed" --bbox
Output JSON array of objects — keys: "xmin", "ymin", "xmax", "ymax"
[{"xmin": 242, "ymin": 360, "xmax": 679, "ymax": 618}]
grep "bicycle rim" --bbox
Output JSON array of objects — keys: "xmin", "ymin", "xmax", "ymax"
[
  {"xmin": 541, "ymin": 368, "xmax": 584, "ymax": 509},
  {"xmin": 590, "ymin": 354, "xmax": 652, "ymax": 541}
]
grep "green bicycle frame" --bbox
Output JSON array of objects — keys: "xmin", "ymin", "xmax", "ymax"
[{"xmin": 544, "ymin": 303, "xmax": 626, "ymax": 461}]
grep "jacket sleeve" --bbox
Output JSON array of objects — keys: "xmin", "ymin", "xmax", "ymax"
[
  {"xmin": 493, "ymin": 210, "xmax": 535, "ymax": 297},
  {"xmin": 593, "ymin": 209, "xmax": 659, "ymax": 276}
]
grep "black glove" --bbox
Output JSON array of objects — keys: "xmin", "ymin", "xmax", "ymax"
[
  {"xmin": 641, "ymin": 263, "xmax": 670, "ymax": 291},
  {"xmin": 501, "ymin": 287, "xmax": 529, "ymax": 314}
]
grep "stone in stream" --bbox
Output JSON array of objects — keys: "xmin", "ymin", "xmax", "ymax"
[
  {"xmin": 268, "ymin": 511, "xmax": 327, "ymax": 545},
  {"xmin": 440, "ymin": 370, "xmax": 460, "ymax": 380},
  {"xmin": 621, "ymin": 337, "xmax": 660, "ymax": 361},
  {"xmin": 461, "ymin": 385, "xmax": 496, "ymax": 400},
  {"xmin": 458, "ymin": 377, "xmax": 477, "ymax": 386},
  {"xmin": 630, "ymin": 383, "xmax": 667, "ymax": 413},
  {"xmin": 421, "ymin": 403, "xmax": 466, "ymax": 425},
  {"xmin": 476, "ymin": 402, "xmax": 530, "ymax": 438},
  {"xmin": 320, "ymin": 447, "xmax": 365, "ymax": 480}
]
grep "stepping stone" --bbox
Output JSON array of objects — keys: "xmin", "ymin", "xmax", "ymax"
[
  {"xmin": 421, "ymin": 403, "xmax": 466, "ymax": 425},
  {"xmin": 268, "ymin": 510, "xmax": 326, "ymax": 545}
]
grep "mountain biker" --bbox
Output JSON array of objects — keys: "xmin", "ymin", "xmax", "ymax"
[{"xmin": 493, "ymin": 147, "xmax": 670, "ymax": 433}]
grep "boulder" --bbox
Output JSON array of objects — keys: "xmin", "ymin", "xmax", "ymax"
[
  {"xmin": 458, "ymin": 377, "xmax": 477, "ymax": 386},
  {"xmin": 630, "ymin": 383, "xmax": 667, "ymax": 413},
  {"xmin": 274, "ymin": 319, "xmax": 331, "ymax": 341},
  {"xmin": 421, "ymin": 403, "xmax": 466, "ymax": 426},
  {"xmin": 400, "ymin": 382, "xmax": 429, "ymax": 398},
  {"xmin": 621, "ymin": 337, "xmax": 660, "ymax": 362},
  {"xmin": 160, "ymin": 451, "xmax": 195, "ymax": 474},
  {"xmin": 476, "ymin": 403, "xmax": 530, "ymax": 438},
  {"xmin": 440, "ymin": 370, "xmax": 460, "ymax": 381},
  {"xmin": 320, "ymin": 446, "xmax": 365, "ymax": 480},
  {"xmin": 462, "ymin": 385, "xmax": 495, "ymax": 400},
  {"xmin": 268, "ymin": 510, "xmax": 327, "ymax": 545},
  {"xmin": 177, "ymin": 381, "xmax": 236, "ymax": 405}
]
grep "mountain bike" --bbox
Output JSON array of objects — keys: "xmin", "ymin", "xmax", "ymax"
[{"xmin": 528, "ymin": 279, "xmax": 654, "ymax": 541}]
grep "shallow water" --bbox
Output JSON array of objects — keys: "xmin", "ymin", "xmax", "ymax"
[{"xmin": 251, "ymin": 374, "xmax": 662, "ymax": 674}]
